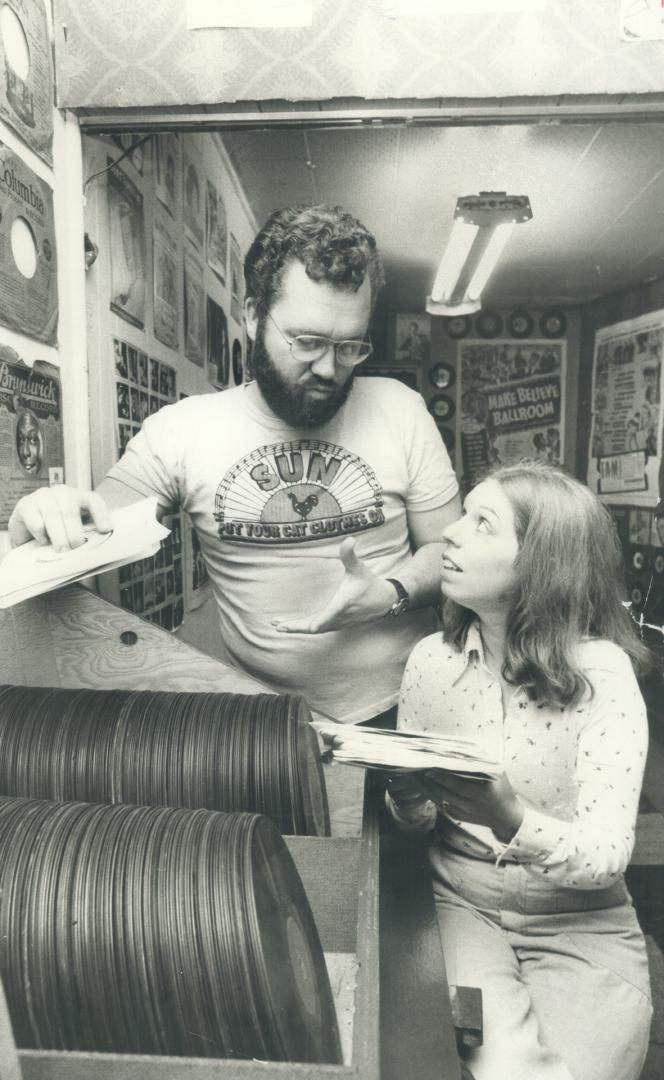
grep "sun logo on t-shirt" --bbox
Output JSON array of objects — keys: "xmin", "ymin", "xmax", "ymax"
[{"xmin": 213, "ymin": 439, "xmax": 384, "ymax": 544}]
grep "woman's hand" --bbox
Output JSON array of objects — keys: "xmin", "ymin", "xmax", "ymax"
[{"xmin": 420, "ymin": 770, "xmax": 524, "ymax": 843}]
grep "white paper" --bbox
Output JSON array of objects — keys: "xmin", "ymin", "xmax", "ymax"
[
  {"xmin": 0, "ymin": 497, "xmax": 169, "ymax": 608},
  {"xmin": 186, "ymin": 0, "xmax": 313, "ymax": 29}
]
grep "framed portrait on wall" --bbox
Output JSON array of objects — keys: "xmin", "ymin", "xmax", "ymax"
[{"xmin": 393, "ymin": 313, "xmax": 431, "ymax": 366}]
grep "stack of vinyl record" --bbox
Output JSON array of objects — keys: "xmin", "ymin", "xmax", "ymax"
[
  {"xmin": 0, "ymin": 686, "xmax": 329, "ymax": 835},
  {"xmin": 0, "ymin": 795, "xmax": 341, "ymax": 1062}
]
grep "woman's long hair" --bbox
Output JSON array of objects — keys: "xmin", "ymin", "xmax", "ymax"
[{"xmin": 442, "ymin": 461, "xmax": 651, "ymax": 708}]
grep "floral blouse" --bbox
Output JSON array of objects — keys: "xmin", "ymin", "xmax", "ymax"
[{"xmin": 387, "ymin": 623, "xmax": 648, "ymax": 890}]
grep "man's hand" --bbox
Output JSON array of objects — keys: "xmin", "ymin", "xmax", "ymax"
[
  {"xmin": 8, "ymin": 485, "xmax": 113, "ymax": 552},
  {"xmin": 272, "ymin": 537, "xmax": 396, "ymax": 634},
  {"xmin": 420, "ymin": 770, "xmax": 524, "ymax": 843}
]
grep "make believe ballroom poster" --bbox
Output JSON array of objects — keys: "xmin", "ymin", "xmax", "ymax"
[{"xmin": 586, "ymin": 311, "xmax": 664, "ymax": 508}]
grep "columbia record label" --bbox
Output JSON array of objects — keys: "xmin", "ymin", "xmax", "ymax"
[
  {"xmin": 0, "ymin": 143, "xmax": 57, "ymax": 342},
  {"xmin": 0, "ymin": 0, "xmax": 54, "ymax": 163}
]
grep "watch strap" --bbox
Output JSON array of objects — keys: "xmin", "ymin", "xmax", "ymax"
[{"xmin": 386, "ymin": 578, "xmax": 408, "ymax": 603}]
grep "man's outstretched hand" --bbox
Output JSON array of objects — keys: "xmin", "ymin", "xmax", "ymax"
[{"xmin": 271, "ymin": 537, "xmax": 396, "ymax": 633}]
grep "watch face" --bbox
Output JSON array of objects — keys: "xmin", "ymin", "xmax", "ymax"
[{"xmin": 389, "ymin": 596, "xmax": 410, "ymax": 616}]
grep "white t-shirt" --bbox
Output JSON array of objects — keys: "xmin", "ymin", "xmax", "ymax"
[{"xmin": 108, "ymin": 377, "xmax": 458, "ymax": 722}]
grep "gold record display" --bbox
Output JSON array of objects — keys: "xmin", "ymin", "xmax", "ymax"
[
  {"xmin": 0, "ymin": 142, "xmax": 57, "ymax": 342},
  {"xmin": 0, "ymin": 0, "xmax": 54, "ymax": 163}
]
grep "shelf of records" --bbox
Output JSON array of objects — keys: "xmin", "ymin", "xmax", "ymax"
[
  {"xmin": 113, "ymin": 336, "xmax": 178, "ymax": 459},
  {"xmin": 118, "ymin": 513, "xmax": 185, "ymax": 632}
]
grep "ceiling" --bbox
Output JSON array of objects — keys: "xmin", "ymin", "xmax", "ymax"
[{"xmin": 222, "ymin": 120, "xmax": 664, "ymax": 314}]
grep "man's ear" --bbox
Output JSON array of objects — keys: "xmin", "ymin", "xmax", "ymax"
[{"xmin": 244, "ymin": 297, "xmax": 258, "ymax": 342}]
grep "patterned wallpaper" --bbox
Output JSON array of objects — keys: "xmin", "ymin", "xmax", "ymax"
[{"xmin": 53, "ymin": 1, "xmax": 664, "ymax": 110}]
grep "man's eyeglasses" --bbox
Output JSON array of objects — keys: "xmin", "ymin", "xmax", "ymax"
[{"xmin": 268, "ymin": 314, "xmax": 373, "ymax": 368}]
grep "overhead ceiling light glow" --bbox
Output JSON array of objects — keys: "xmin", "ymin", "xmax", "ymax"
[{"xmin": 427, "ymin": 192, "xmax": 532, "ymax": 317}]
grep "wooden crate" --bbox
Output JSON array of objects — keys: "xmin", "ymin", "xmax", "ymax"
[
  {"xmin": 0, "ymin": 586, "xmax": 378, "ymax": 1079},
  {"xmin": 15, "ymin": 819, "xmax": 379, "ymax": 1080}
]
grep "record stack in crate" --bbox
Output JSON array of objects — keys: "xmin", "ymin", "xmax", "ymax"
[{"xmin": 0, "ymin": 686, "xmax": 341, "ymax": 1066}]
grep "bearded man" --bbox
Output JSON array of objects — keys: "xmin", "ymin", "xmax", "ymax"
[{"xmin": 9, "ymin": 204, "xmax": 460, "ymax": 724}]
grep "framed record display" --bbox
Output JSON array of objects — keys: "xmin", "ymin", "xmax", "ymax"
[
  {"xmin": 475, "ymin": 310, "xmax": 503, "ymax": 339},
  {"xmin": 539, "ymin": 308, "xmax": 567, "ymax": 338},
  {"xmin": 444, "ymin": 315, "xmax": 471, "ymax": 339},
  {"xmin": 0, "ymin": 142, "xmax": 57, "ymax": 343},
  {"xmin": 0, "ymin": 0, "xmax": 54, "ymax": 163},
  {"xmin": 428, "ymin": 362, "xmax": 456, "ymax": 390},
  {"xmin": 506, "ymin": 310, "xmax": 534, "ymax": 339},
  {"xmin": 427, "ymin": 393, "xmax": 456, "ymax": 422}
]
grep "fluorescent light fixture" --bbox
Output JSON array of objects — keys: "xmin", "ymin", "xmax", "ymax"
[{"xmin": 427, "ymin": 192, "xmax": 532, "ymax": 317}]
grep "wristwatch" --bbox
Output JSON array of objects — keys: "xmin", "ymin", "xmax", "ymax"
[{"xmin": 385, "ymin": 578, "xmax": 410, "ymax": 617}]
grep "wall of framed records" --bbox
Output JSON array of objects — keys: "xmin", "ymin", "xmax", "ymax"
[{"xmin": 83, "ymin": 130, "xmax": 257, "ymax": 640}]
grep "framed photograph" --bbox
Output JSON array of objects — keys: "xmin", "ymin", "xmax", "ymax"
[{"xmin": 394, "ymin": 313, "xmax": 431, "ymax": 365}]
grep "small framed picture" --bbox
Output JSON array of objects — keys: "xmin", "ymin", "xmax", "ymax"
[{"xmin": 394, "ymin": 313, "xmax": 431, "ymax": 365}]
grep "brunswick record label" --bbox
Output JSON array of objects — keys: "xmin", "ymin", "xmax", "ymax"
[
  {"xmin": 0, "ymin": 346, "xmax": 63, "ymax": 527},
  {"xmin": 0, "ymin": 143, "xmax": 57, "ymax": 342}
]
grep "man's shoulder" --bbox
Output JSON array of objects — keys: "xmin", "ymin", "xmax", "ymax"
[
  {"xmin": 352, "ymin": 375, "xmax": 424, "ymax": 409},
  {"xmin": 161, "ymin": 386, "xmax": 246, "ymax": 419}
]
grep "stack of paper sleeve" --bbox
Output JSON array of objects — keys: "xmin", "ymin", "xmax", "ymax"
[{"xmin": 314, "ymin": 719, "xmax": 500, "ymax": 781}]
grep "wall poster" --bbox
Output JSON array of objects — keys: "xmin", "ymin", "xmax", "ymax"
[
  {"xmin": 587, "ymin": 311, "xmax": 663, "ymax": 506},
  {"xmin": 0, "ymin": 347, "xmax": 64, "ymax": 526},
  {"xmin": 458, "ymin": 339, "xmax": 565, "ymax": 491},
  {"xmin": 205, "ymin": 179, "xmax": 227, "ymax": 283},
  {"xmin": 183, "ymin": 142, "xmax": 204, "ymax": 249},
  {"xmin": 154, "ymin": 132, "xmax": 179, "ymax": 218},
  {"xmin": 108, "ymin": 163, "xmax": 146, "ymax": 329},
  {"xmin": 153, "ymin": 209, "xmax": 179, "ymax": 350},
  {"xmin": 184, "ymin": 250, "xmax": 205, "ymax": 367}
]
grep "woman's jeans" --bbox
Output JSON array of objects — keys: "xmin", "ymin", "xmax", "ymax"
[{"xmin": 432, "ymin": 845, "xmax": 652, "ymax": 1080}]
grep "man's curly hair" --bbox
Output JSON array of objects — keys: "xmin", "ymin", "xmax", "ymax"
[{"xmin": 244, "ymin": 204, "xmax": 385, "ymax": 318}]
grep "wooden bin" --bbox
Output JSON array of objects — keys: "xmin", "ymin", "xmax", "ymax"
[
  {"xmin": 15, "ymin": 819, "xmax": 379, "ymax": 1080},
  {"xmin": 0, "ymin": 585, "xmax": 379, "ymax": 1080}
]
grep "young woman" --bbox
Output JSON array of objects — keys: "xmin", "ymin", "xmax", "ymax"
[{"xmin": 386, "ymin": 461, "xmax": 652, "ymax": 1080}]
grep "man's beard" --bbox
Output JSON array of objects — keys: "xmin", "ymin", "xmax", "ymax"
[{"xmin": 251, "ymin": 322, "xmax": 355, "ymax": 428}]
